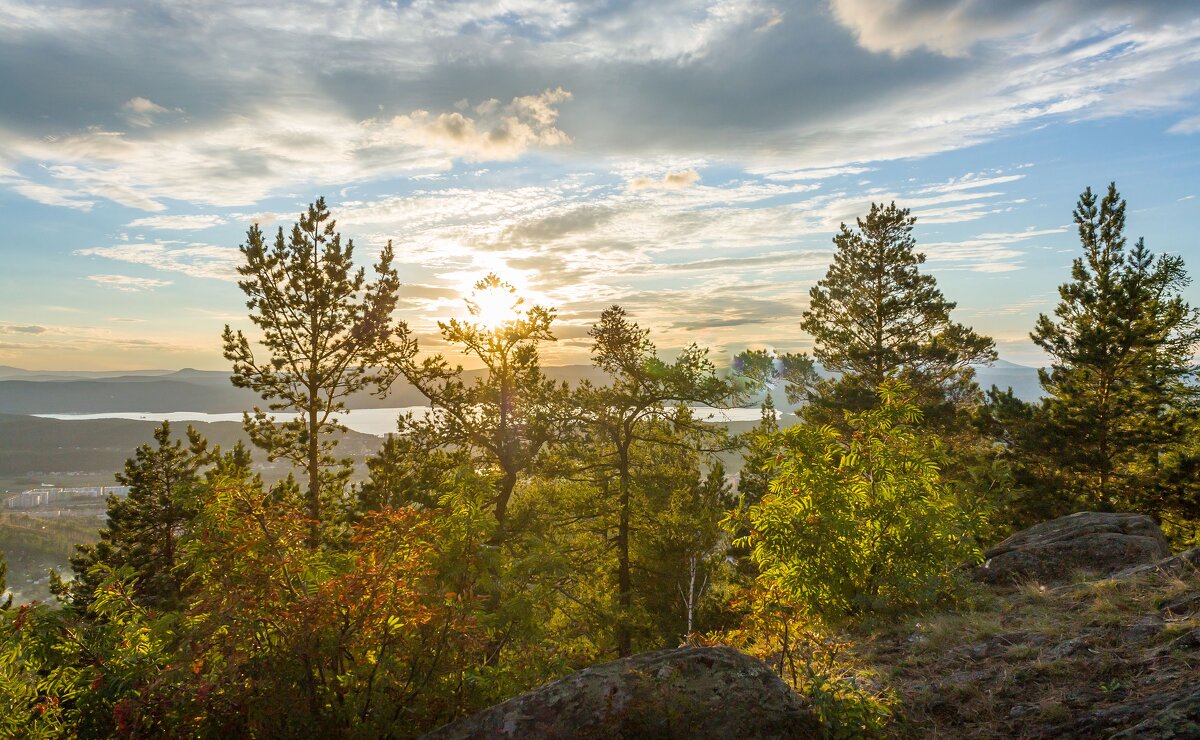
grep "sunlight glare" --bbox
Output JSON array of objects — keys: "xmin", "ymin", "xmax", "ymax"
[{"xmin": 468, "ymin": 282, "xmax": 524, "ymax": 330}]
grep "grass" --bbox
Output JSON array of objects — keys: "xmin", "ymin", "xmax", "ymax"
[{"xmin": 843, "ymin": 566, "xmax": 1200, "ymax": 737}]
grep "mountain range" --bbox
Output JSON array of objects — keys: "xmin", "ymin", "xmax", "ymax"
[{"xmin": 0, "ymin": 362, "xmax": 1042, "ymax": 415}]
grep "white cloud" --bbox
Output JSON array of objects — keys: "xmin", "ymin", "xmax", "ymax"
[
  {"xmin": 77, "ymin": 242, "xmax": 241, "ymax": 281},
  {"xmin": 126, "ymin": 214, "xmax": 227, "ymax": 230},
  {"xmin": 628, "ymin": 168, "xmax": 701, "ymax": 190},
  {"xmin": 1169, "ymin": 114, "xmax": 1200, "ymax": 134},
  {"xmin": 87, "ymin": 274, "xmax": 173, "ymax": 292},
  {"xmin": 828, "ymin": 0, "xmax": 1193, "ymax": 57},
  {"xmin": 121, "ymin": 97, "xmax": 170, "ymax": 127},
  {"xmin": 750, "ymin": 165, "xmax": 872, "ymax": 181},
  {"xmin": 2, "ymin": 90, "xmax": 573, "ymax": 211},
  {"xmin": 392, "ymin": 89, "xmax": 573, "ymax": 161}
]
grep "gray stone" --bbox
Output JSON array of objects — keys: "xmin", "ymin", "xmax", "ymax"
[
  {"xmin": 1116, "ymin": 547, "xmax": 1200, "ymax": 581},
  {"xmin": 1108, "ymin": 688, "xmax": 1200, "ymax": 739},
  {"xmin": 422, "ymin": 646, "xmax": 821, "ymax": 739},
  {"xmin": 1160, "ymin": 592, "xmax": 1200, "ymax": 619},
  {"xmin": 977, "ymin": 512, "xmax": 1170, "ymax": 586}
]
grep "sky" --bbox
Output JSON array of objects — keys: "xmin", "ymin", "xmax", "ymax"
[{"xmin": 1, "ymin": 0, "xmax": 1198, "ymax": 371}]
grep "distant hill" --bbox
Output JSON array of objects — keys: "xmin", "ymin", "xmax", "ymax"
[
  {"xmin": 0, "ymin": 362, "xmax": 1042, "ymax": 416},
  {"xmin": 0, "ymin": 413, "xmax": 380, "ymax": 479},
  {"xmin": 974, "ymin": 361, "xmax": 1043, "ymax": 401},
  {"xmin": 0, "ymin": 366, "xmax": 173, "ymax": 381}
]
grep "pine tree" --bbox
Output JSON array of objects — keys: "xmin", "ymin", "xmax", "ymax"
[
  {"xmin": 1031, "ymin": 183, "xmax": 1200, "ymax": 512},
  {"xmin": 61, "ymin": 422, "xmax": 209, "ymax": 611},
  {"xmin": 222, "ymin": 198, "xmax": 416, "ymax": 548},
  {"xmin": 401, "ymin": 274, "xmax": 564, "ymax": 543},
  {"xmin": 399, "ymin": 275, "xmax": 566, "ymax": 666},
  {"xmin": 798, "ymin": 202, "xmax": 996, "ymax": 427}
]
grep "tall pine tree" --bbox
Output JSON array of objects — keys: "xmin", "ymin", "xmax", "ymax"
[
  {"xmin": 582, "ymin": 305, "xmax": 734, "ymax": 656},
  {"xmin": 223, "ymin": 198, "xmax": 416, "ymax": 548},
  {"xmin": 797, "ymin": 202, "xmax": 996, "ymax": 428},
  {"xmin": 1031, "ymin": 183, "xmax": 1200, "ymax": 512}
]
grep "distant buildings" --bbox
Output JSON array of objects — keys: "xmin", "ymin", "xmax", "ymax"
[{"xmin": 2, "ymin": 486, "xmax": 129, "ymax": 510}]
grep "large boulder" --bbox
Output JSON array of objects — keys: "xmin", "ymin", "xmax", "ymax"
[
  {"xmin": 977, "ymin": 512, "xmax": 1170, "ymax": 586},
  {"xmin": 423, "ymin": 646, "xmax": 821, "ymax": 739}
]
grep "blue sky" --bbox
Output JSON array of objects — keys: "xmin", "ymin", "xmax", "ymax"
[{"xmin": 0, "ymin": 0, "xmax": 1198, "ymax": 370}]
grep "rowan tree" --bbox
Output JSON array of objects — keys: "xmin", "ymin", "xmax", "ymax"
[
  {"xmin": 222, "ymin": 197, "xmax": 416, "ymax": 548},
  {"xmin": 734, "ymin": 381, "xmax": 984, "ymax": 619}
]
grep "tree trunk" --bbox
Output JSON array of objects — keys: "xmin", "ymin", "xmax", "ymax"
[
  {"xmin": 616, "ymin": 444, "xmax": 632, "ymax": 657},
  {"xmin": 308, "ymin": 403, "xmax": 320, "ymax": 549}
]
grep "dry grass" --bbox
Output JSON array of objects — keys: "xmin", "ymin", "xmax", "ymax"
[{"xmin": 847, "ymin": 567, "xmax": 1200, "ymax": 737}]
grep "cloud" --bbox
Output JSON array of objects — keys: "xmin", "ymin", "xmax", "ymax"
[
  {"xmin": 121, "ymin": 97, "xmax": 170, "ymax": 127},
  {"xmin": 392, "ymin": 89, "xmax": 573, "ymax": 161},
  {"xmin": 921, "ymin": 226, "xmax": 1070, "ymax": 272},
  {"xmin": 0, "ymin": 0, "xmax": 1196, "ymax": 214},
  {"xmin": 126, "ymin": 214, "xmax": 227, "ymax": 230},
  {"xmin": 87, "ymin": 274, "xmax": 173, "ymax": 292},
  {"xmin": 629, "ymin": 168, "xmax": 701, "ymax": 191},
  {"xmin": 750, "ymin": 165, "xmax": 872, "ymax": 182},
  {"xmin": 828, "ymin": 0, "xmax": 1196, "ymax": 57},
  {"xmin": 1, "ymin": 89, "xmax": 573, "ymax": 210},
  {"xmin": 0, "ymin": 176, "xmax": 94, "ymax": 210},
  {"xmin": 0, "ymin": 324, "xmax": 47, "ymax": 334},
  {"xmin": 77, "ymin": 242, "xmax": 240, "ymax": 281},
  {"xmin": 1169, "ymin": 114, "xmax": 1200, "ymax": 134}
]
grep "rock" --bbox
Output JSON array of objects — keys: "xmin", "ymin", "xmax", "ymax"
[
  {"xmin": 1044, "ymin": 636, "xmax": 1092, "ymax": 660},
  {"xmin": 1120, "ymin": 617, "xmax": 1164, "ymax": 645},
  {"xmin": 423, "ymin": 646, "xmax": 821, "ymax": 739},
  {"xmin": 1159, "ymin": 592, "xmax": 1200, "ymax": 619},
  {"xmin": 976, "ymin": 512, "xmax": 1170, "ymax": 586},
  {"xmin": 1166, "ymin": 628, "xmax": 1200, "ymax": 652},
  {"xmin": 1115, "ymin": 546, "xmax": 1200, "ymax": 581},
  {"xmin": 1108, "ymin": 688, "xmax": 1200, "ymax": 739},
  {"xmin": 957, "ymin": 632, "xmax": 1028, "ymax": 660}
]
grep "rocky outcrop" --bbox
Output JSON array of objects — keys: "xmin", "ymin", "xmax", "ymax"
[
  {"xmin": 976, "ymin": 512, "xmax": 1170, "ymax": 585},
  {"xmin": 423, "ymin": 646, "xmax": 820, "ymax": 739},
  {"xmin": 868, "ymin": 532, "xmax": 1200, "ymax": 739}
]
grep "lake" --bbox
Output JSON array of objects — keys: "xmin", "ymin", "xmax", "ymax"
[{"xmin": 35, "ymin": 405, "xmax": 775, "ymax": 436}]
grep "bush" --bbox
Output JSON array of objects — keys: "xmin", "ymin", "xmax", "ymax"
[{"xmin": 735, "ymin": 381, "xmax": 984, "ymax": 619}]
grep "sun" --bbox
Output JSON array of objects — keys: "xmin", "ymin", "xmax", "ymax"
[{"xmin": 466, "ymin": 276, "xmax": 525, "ymax": 331}]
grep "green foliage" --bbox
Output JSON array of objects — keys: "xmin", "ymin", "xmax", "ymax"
[
  {"xmin": 737, "ymin": 394, "xmax": 781, "ymax": 509},
  {"xmin": 0, "ymin": 552, "xmax": 9, "ymax": 610},
  {"xmin": 1030, "ymin": 183, "xmax": 1200, "ymax": 515},
  {"xmin": 223, "ymin": 197, "xmax": 416, "ymax": 547},
  {"xmin": 717, "ymin": 584, "xmax": 894, "ymax": 739},
  {"xmin": 0, "ymin": 567, "xmax": 178, "ymax": 738},
  {"xmin": 149, "ymin": 476, "xmax": 487, "ymax": 736},
  {"xmin": 356, "ymin": 430, "xmax": 475, "ymax": 512},
  {"xmin": 736, "ymin": 381, "xmax": 984, "ymax": 618}
]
